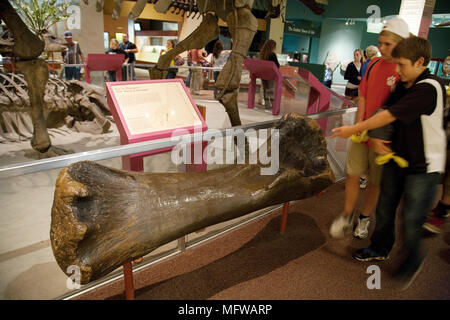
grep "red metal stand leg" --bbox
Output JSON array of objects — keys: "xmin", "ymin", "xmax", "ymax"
[
  {"xmin": 280, "ymin": 202, "xmax": 290, "ymax": 233},
  {"xmin": 123, "ymin": 261, "xmax": 135, "ymax": 300}
]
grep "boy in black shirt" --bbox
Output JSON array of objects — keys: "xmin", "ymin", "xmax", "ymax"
[{"xmin": 331, "ymin": 37, "xmax": 447, "ymax": 290}]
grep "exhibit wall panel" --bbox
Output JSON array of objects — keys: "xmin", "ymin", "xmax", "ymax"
[{"xmin": 317, "ymin": 20, "xmax": 366, "ymax": 84}]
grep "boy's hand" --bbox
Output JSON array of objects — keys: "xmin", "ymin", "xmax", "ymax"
[
  {"xmin": 330, "ymin": 126, "xmax": 355, "ymax": 138},
  {"xmin": 368, "ymin": 138, "xmax": 392, "ymax": 155}
]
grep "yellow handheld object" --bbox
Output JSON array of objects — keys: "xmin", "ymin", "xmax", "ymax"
[
  {"xmin": 350, "ymin": 130, "xmax": 369, "ymax": 143},
  {"xmin": 375, "ymin": 153, "xmax": 409, "ymax": 168}
]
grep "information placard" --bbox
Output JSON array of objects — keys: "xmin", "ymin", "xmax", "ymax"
[{"xmin": 106, "ymin": 79, "xmax": 207, "ymax": 144}]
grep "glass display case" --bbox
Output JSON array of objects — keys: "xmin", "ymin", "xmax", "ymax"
[{"xmin": 0, "ymin": 66, "xmax": 356, "ymax": 299}]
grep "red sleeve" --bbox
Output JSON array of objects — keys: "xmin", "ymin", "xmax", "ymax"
[
  {"xmin": 359, "ymin": 58, "xmax": 381, "ymax": 99},
  {"xmin": 359, "ymin": 73, "xmax": 367, "ymax": 98}
]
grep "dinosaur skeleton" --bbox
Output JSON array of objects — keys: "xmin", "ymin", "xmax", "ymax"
[
  {"xmin": 0, "ymin": 0, "xmax": 323, "ymax": 154},
  {"xmin": 0, "ymin": 73, "xmax": 112, "ymax": 143}
]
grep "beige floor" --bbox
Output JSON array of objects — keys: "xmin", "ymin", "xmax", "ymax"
[{"xmin": 0, "ymin": 69, "xmax": 351, "ymax": 299}]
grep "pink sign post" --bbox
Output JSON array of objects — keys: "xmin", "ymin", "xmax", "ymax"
[
  {"xmin": 244, "ymin": 58, "xmax": 283, "ymax": 115},
  {"xmin": 85, "ymin": 53, "xmax": 125, "ymax": 84},
  {"xmin": 296, "ymin": 67, "xmax": 354, "ymax": 133}
]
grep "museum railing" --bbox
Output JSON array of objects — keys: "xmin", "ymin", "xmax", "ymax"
[{"xmin": 0, "ymin": 103, "xmax": 356, "ymax": 300}]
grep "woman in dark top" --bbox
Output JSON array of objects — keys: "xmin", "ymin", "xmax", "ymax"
[
  {"xmin": 344, "ymin": 48, "xmax": 364, "ymax": 101},
  {"xmin": 106, "ymin": 38, "xmax": 128, "ymax": 81},
  {"xmin": 259, "ymin": 39, "xmax": 280, "ymax": 111}
]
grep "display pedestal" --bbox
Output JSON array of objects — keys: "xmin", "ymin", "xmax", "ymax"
[
  {"xmin": 244, "ymin": 59, "xmax": 283, "ymax": 115},
  {"xmin": 291, "ymin": 66, "xmax": 354, "ymax": 133},
  {"xmin": 85, "ymin": 53, "xmax": 125, "ymax": 83},
  {"xmin": 106, "ymin": 79, "xmax": 208, "ymax": 299}
]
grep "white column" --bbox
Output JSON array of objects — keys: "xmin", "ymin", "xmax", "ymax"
[{"xmin": 268, "ymin": 17, "xmax": 284, "ymax": 54}]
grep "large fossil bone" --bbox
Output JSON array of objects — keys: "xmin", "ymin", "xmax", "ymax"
[{"xmin": 51, "ymin": 114, "xmax": 334, "ymax": 284}]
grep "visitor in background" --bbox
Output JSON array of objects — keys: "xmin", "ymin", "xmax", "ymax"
[
  {"xmin": 120, "ymin": 34, "xmax": 138, "ymax": 81},
  {"xmin": 211, "ymin": 40, "xmax": 231, "ymax": 99},
  {"xmin": 323, "ymin": 63, "xmax": 333, "ymax": 88},
  {"xmin": 259, "ymin": 39, "xmax": 279, "ymax": 112},
  {"xmin": 106, "ymin": 38, "xmax": 128, "ymax": 82},
  {"xmin": 164, "ymin": 39, "xmax": 178, "ymax": 79},
  {"xmin": 344, "ymin": 48, "xmax": 365, "ymax": 102},
  {"xmin": 189, "ymin": 48, "xmax": 206, "ymax": 95},
  {"xmin": 62, "ymin": 31, "xmax": 85, "ymax": 81},
  {"xmin": 360, "ymin": 45, "xmax": 380, "ymax": 78}
]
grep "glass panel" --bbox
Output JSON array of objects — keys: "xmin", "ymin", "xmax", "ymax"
[{"xmin": 0, "ymin": 153, "xmax": 184, "ymax": 300}]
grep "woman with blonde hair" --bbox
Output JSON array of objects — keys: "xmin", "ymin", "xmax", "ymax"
[
  {"xmin": 344, "ymin": 48, "xmax": 365, "ymax": 101},
  {"xmin": 106, "ymin": 38, "xmax": 128, "ymax": 81},
  {"xmin": 259, "ymin": 39, "xmax": 279, "ymax": 111},
  {"xmin": 211, "ymin": 40, "xmax": 231, "ymax": 99}
]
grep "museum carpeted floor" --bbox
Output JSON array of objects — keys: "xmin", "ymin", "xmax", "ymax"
[{"xmin": 75, "ymin": 180, "xmax": 450, "ymax": 300}]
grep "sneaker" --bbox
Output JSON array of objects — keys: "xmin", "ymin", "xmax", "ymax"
[
  {"xmin": 353, "ymin": 216, "xmax": 370, "ymax": 239},
  {"xmin": 353, "ymin": 247, "xmax": 389, "ymax": 262},
  {"xmin": 329, "ymin": 212, "xmax": 355, "ymax": 239},
  {"xmin": 423, "ymin": 216, "xmax": 445, "ymax": 234},
  {"xmin": 434, "ymin": 202, "xmax": 450, "ymax": 218},
  {"xmin": 359, "ymin": 177, "xmax": 367, "ymax": 189}
]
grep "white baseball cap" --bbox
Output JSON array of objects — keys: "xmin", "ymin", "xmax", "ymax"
[{"xmin": 382, "ymin": 17, "xmax": 410, "ymax": 39}]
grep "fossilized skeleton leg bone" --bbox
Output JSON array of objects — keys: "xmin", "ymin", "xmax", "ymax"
[
  {"xmin": 0, "ymin": 1, "xmax": 44, "ymax": 60},
  {"xmin": 0, "ymin": 1, "xmax": 52, "ymax": 153},
  {"xmin": 216, "ymin": 6, "xmax": 258, "ymax": 126},
  {"xmin": 51, "ymin": 114, "xmax": 334, "ymax": 283},
  {"xmin": 154, "ymin": 0, "xmax": 172, "ymax": 14},
  {"xmin": 15, "ymin": 59, "xmax": 51, "ymax": 152},
  {"xmin": 112, "ymin": 0, "xmax": 124, "ymax": 19},
  {"xmin": 149, "ymin": 13, "xmax": 219, "ymax": 80},
  {"xmin": 76, "ymin": 95, "xmax": 111, "ymax": 133},
  {"xmin": 96, "ymin": 0, "xmax": 105, "ymax": 12},
  {"xmin": 128, "ymin": 0, "xmax": 148, "ymax": 20}
]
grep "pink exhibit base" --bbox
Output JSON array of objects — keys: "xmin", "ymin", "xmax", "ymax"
[
  {"xmin": 85, "ymin": 53, "xmax": 125, "ymax": 83},
  {"xmin": 297, "ymin": 68, "xmax": 354, "ymax": 133},
  {"xmin": 244, "ymin": 59, "xmax": 283, "ymax": 115}
]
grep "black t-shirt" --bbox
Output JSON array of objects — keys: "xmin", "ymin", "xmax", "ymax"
[
  {"xmin": 107, "ymin": 48, "xmax": 128, "ymax": 60},
  {"xmin": 386, "ymin": 69, "xmax": 447, "ymax": 173},
  {"xmin": 344, "ymin": 62, "xmax": 361, "ymax": 86},
  {"xmin": 120, "ymin": 41, "xmax": 137, "ymax": 63},
  {"xmin": 266, "ymin": 52, "xmax": 280, "ymax": 68}
]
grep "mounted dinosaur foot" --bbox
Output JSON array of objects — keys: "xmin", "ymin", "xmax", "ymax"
[
  {"xmin": 37, "ymin": 145, "xmax": 72, "ymax": 159},
  {"xmin": 148, "ymin": 66, "xmax": 166, "ymax": 80},
  {"xmin": 219, "ymin": 89, "xmax": 241, "ymax": 127}
]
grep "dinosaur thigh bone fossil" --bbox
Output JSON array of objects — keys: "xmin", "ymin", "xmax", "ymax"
[{"xmin": 50, "ymin": 113, "xmax": 334, "ymax": 284}]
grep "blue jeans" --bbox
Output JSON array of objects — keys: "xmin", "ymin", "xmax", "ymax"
[
  {"xmin": 185, "ymin": 61, "xmax": 192, "ymax": 87},
  {"xmin": 166, "ymin": 68, "xmax": 177, "ymax": 79},
  {"xmin": 371, "ymin": 162, "xmax": 440, "ymax": 267},
  {"xmin": 65, "ymin": 66, "xmax": 81, "ymax": 80}
]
